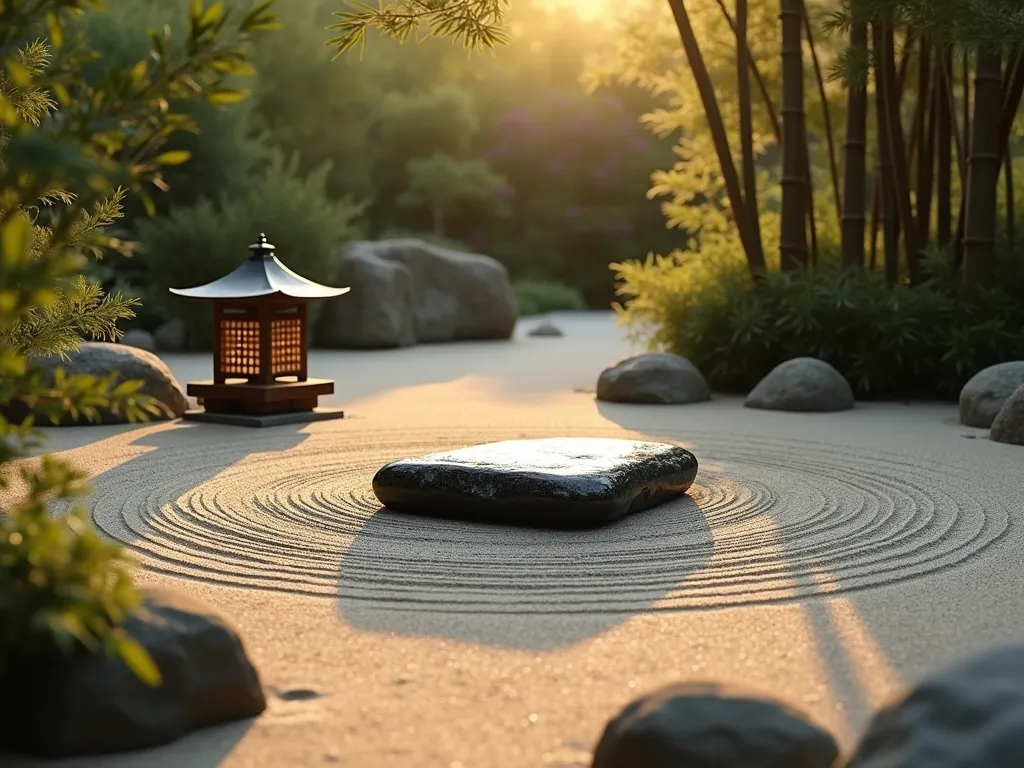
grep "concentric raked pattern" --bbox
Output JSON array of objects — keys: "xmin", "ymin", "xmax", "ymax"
[{"xmin": 86, "ymin": 426, "xmax": 1015, "ymax": 612}]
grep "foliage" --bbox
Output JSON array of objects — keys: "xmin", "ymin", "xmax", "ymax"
[
  {"xmin": 71, "ymin": 0, "xmax": 670, "ymax": 310},
  {"xmin": 397, "ymin": 152, "xmax": 510, "ymax": 236},
  {"xmin": 0, "ymin": 192, "xmax": 140, "ymax": 359},
  {"xmin": 369, "ymin": 84, "xmax": 507, "ymax": 237},
  {"xmin": 249, "ymin": 0, "xmax": 378, "ymax": 202},
  {"xmin": 585, "ymin": 0, "xmax": 838, "ymax": 245},
  {"xmin": 481, "ymin": 89, "xmax": 677, "ymax": 304},
  {"xmin": 137, "ymin": 149, "xmax": 365, "ymax": 348},
  {"xmin": 0, "ymin": 42, "xmax": 138, "ymax": 359},
  {"xmin": 73, "ymin": 0, "xmax": 273, "ymax": 220},
  {"xmin": 833, "ymin": 0, "xmax": 1024, "ymax": 51},
  {"xmin": 0, "ymin": 0, "xmax": 276, "ymax": 688},
  {"xmin": 381, "ymin": 84, "xmax": 478, "ymax": 160},
  {"xmin": 0, "ymin": 460, "xmax": 145, "ymax": 678},
  {"xmin": 283, "ymin": 1, "xmax": 673, "ymax": 305},
  {"xmin": 513, "ymin": 278, "xmax": 587, "ymax": 316},
  {"xmin": 612, "ymin": 242, "xmax": 1024, "ymax": 399},
  {"xmin": 329, "ymin": 0, "xmax": 510, "ymax": 56}
]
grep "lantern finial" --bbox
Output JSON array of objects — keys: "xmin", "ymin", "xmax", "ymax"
[{"xmin": 248, "ymin": 232, "xmax": 275, "ymax": 260}]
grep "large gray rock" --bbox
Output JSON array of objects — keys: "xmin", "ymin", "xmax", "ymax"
[
  {"xmin": 121, "ymin": 328, "xmax": 156, "ymax": 353},
  {"xmin": 847, "ymin": 645, "xmax": 1024, "ymax": 767},
  {"xmin": 34, "ymin": 342, "xmax": 188, "ymax": 424},
  {"xmin": 315, "ymin": 239, "xmax": 517, "ymax": 348},
  {"xmin": 990, "ymin": 383, "xmax": 1024, "ymax": 446},
  {"xmin": 1, "ymin": 587, "xmax": 266, "ymax": 758},
  {"xmin": 745, "ymin": 357, "xmax": 854, "ymax": 412},
  {"xmin": 315, "ymin": 243, "xmax": 417, "ymax": 349},
  {"xmin": 592, "ymin": 682, "xmax": 839, "ymax": 768},
  {"xmin": 596, "ymin": 353, "xmax": 711, "ymax": 405},
  {"xmin": 959, "ymin": 361, "xmax": 1024, "ymax": 428},
  {"xmin": 373, "ymin": 437, "xmax": 698, "ymax": 528},
  {"xmin": 153, "ymin": 317, "xmax": 186, "ymax": 351}
]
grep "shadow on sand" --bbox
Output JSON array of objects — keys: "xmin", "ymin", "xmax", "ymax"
[
  {"xmin": 592, "ymin": 398, "xmax": 899, "ymax": 728},
  {"xmin": 1, "ymin": 720, "xmax": 255, "ymax": 768},
  {"xmin": 0, "ymin": 422, "xmax": 310, "ymax": 768},
  {"xmin": 80, "ymin": 420, "xmax": 309, "ymax": 561},
  {"xmin": 335, "ymin": 480, "xmax": 715, "ymax": 650},
  {"xmin": 592, "ymin": 397, "xmax": 1024, "ymax": 734}
]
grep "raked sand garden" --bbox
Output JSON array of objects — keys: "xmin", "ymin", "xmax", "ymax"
[{"xmin": 12, "ymin": 311, "xmax": 1024, "ymax": 768}]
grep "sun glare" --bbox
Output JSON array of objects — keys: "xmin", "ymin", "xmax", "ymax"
[{"xmin": 546, "ymin": 0, "xmax": 630, "ymax": 21}]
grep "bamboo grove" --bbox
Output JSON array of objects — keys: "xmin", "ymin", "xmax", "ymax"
[{"xmin": 666, "ymin": 0, "xmax": 1024, "ymax": 291}]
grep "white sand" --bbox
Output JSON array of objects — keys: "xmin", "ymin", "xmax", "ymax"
[{"xmin": 10, "ymin": 312, "xmax": 1024, "ymax": 767}]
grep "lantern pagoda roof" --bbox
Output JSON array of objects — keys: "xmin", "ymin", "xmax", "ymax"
[{"xmin": 169, "ymin": 233, "xmax": 350, "ymax": 301}]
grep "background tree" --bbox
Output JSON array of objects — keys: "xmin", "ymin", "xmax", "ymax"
[
  {"xmin": 396, "ymin": 153, "xmax": 510, "ymax": 237},
  {"xmin": 341, "ymin": 0, "xmax": 1024, "ymax": 397},
  {"xmin": 81, "ymin": 0, "xmax": 677, "ymax": 319}
]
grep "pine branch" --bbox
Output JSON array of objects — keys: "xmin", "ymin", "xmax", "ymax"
[{"xmin": 0, "ymin": 276, "xmax": 138, "ymax": 358}]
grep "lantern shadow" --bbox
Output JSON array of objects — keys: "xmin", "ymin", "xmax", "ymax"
[
  {"xmin": 335, "ymin": 496, "xmax": 715, "ymax": 651},
  {"xmin": 3, "ymin": 423, "xmax": 307, "ymax": 766},
  {"xmin": 81, "ymin": 421, "xmax": 310, "ymax": 552}
]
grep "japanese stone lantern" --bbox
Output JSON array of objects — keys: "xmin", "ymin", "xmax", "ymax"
[{"xmin": 169, "ymin": 233, "xmax": 349, "ymax": 427}]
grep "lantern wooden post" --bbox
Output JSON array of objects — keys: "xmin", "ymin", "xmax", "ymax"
[{"xmin": 168, "ymin": 233, "xmax": 350, "ymax": 427}]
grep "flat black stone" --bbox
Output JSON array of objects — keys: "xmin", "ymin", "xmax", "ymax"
[{"xmin": 371, "ymin": 437, "xmax": 699, "ymax": 528}]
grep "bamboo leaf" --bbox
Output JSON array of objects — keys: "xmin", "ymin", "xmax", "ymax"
[
  {"xmin": 154, "ymin": 150, "xmax": 192, "ymax": 166},
  {"xmin": 207, "ymin": 88, "xmax": 248, "ymax": 105},
  {"xmin": 200, "ymin": 1, "xmax": 224, "ymax": 28},
  {"xmin": 46, "ymin": 13, "xmax": 65, "ymax": 50},
  {"xmin": 1, "ymin": 217, "xmax": 31, "ymax": 267},
  {"xmin": 116, "ymin": 636, "xmax": 162, "ymax": 687}
]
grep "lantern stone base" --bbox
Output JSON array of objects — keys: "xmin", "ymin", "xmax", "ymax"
[
  {"xmin": 183, "ymin": 407, "xmax": 344, "ymax": 428},
  {"xmin": 183, "ymin": 378, "xmax": 343, "ymax": 428}
]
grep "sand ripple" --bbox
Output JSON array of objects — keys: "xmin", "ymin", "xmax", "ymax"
[{"xmin": 85, "ymin": 426, "xmax": 1015, "ymax": 612}]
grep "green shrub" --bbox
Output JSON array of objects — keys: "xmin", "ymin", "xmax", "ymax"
[
  {"xmin": 513, "ymin": 278, "xmax": 588, "ymax": 317},
  {"xmin": 0, "ymin": 472, "xmax": 151, "ymax": 682},
  {"xmin": 137, "ymin": 149, "xmax": 366, "ymax": 348},
  {"xmin": 613, "ymin": 246, "xmax": 1024, "ymax": 399},
  {"xmin": 1, "ymin": 0, "xmax": 276, "ymax": 691},
  {"xmin": 249, "ymin": 0, "xmax": 378, "ymax": 203},
  {"xmin": 73, "ymin": 0, "xmax": 271, "ymax": 220}
]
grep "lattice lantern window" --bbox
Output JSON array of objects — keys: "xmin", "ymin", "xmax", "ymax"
[
  {"xmin": 217, "ymin": 306, "xmax": 262, "ymax": 381},
  {"xmin": 211, "ymin": 301, "xmax": 309, "ymax": 385},
  {"xmin": 270, "ymin": 305, "xmax": 305, "ymax": 378}
]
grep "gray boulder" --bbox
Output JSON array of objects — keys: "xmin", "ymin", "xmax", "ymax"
[
  {"xmin": 527, "ymin": 321, "xmax": 564, "ymax": 338},
  {"xmin": 745, "ymin": 357, "xmax": 854, "ymax": 412},
  {"xmin": 592, "ymin": 682, "xmax": 839, "ymax": 768},
  {"xmin": 959, "ymin": 361, "xmax": 1024, "ymax": 428},
  {"xmin": 991, "ymin": 383, "xmax": 1024, "ymax": 446},
  {"xmin": 596, "ymin": 353, "xmax": 711, "ymax": 405},
  {"xmin": 314, "ymin": 239, "xmax": 517, "ymax": 348},
  {"xmin": 120, "ymin": 328, "xmax": 156, "ymax": 353},
  {"xmin": 0, "ymin": 587, "xmax": 266, "ymax": 758},
  {"xmin": 847, "ymin": 645, "xmax": 1024, "ymax": 767},
  {"xmin": 34, "ymin": 342, "xmax": 188, "ymax": 424},
  {"xmin": 315, "ymin": 243, "xmax": 417, "ymax": 349},
  {"xmin": 153, "ymin": 317, "xmax": 186, "ymax": 351}
]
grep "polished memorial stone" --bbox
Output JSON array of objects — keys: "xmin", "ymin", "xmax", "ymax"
[{"xmin": 371, "ymin": 437, "xmax": 699, "ymax": 528}]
